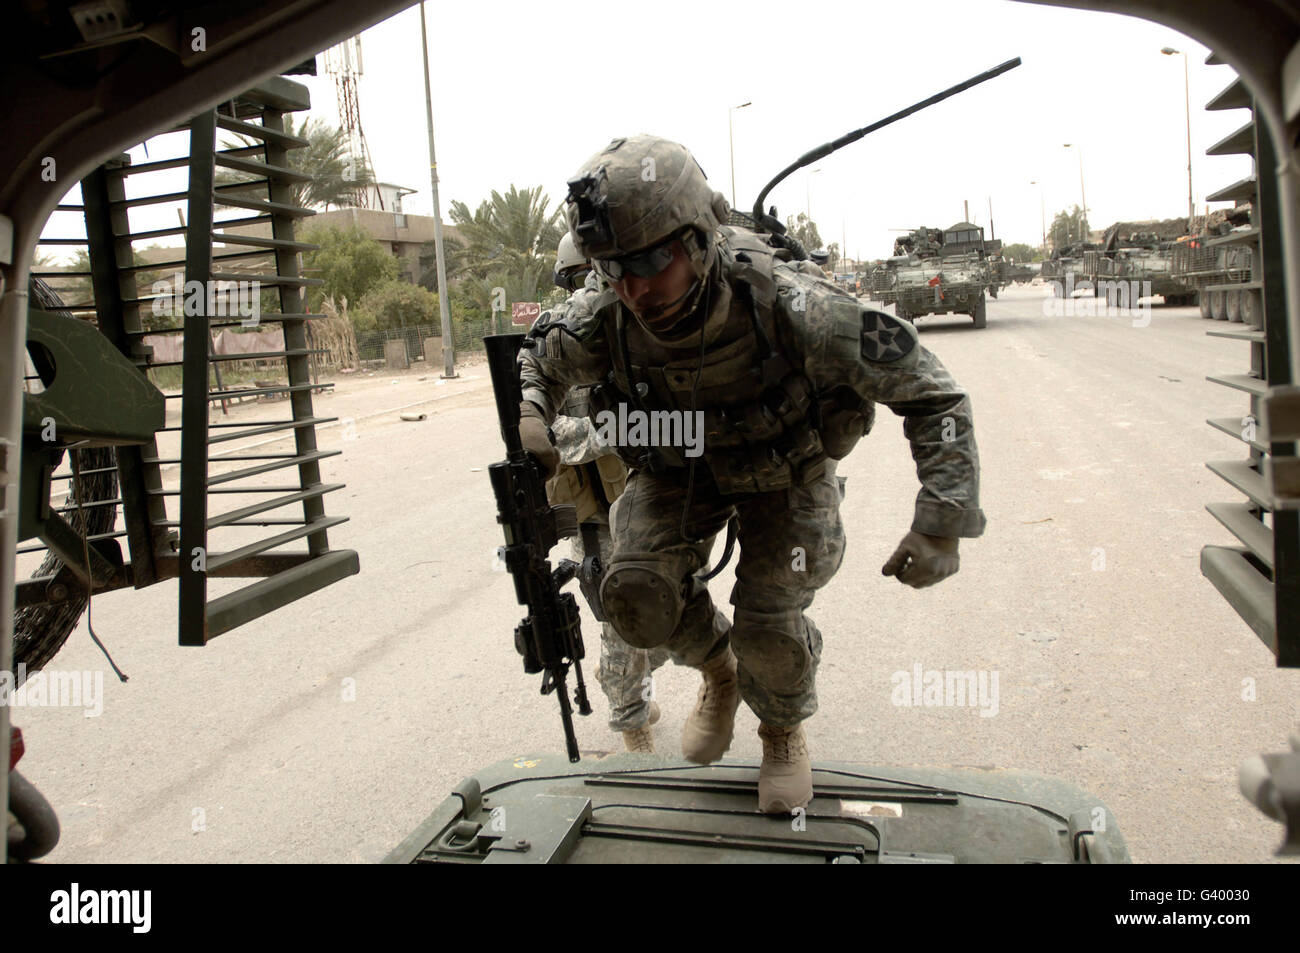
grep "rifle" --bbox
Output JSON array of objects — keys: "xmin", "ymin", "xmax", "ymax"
[{"xmin": 484, "ymin": 333, "xmax": 593, "ymax": 762}]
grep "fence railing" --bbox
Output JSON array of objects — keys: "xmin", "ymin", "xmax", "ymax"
[{"xmin": 352, "ymin": 314, "xmax": 529, "ymax": 365}]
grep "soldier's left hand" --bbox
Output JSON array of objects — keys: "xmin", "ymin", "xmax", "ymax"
[{"xmin": 882, "ymin": 531, "xmax": 960, "ymax": 588}]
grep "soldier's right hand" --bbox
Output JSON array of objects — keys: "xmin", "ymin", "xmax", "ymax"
[{"xmin": 519, "ymin": 403, "xmax": 560, "ymax": 479}]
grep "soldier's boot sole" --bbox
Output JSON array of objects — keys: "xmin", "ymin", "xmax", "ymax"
[
  {"xmin": 681, "ymin": 649, "xmax": 741, "ymax": 764},
  {"xmin": 758, "ymin": 723, "xmax": 812, "ymax": 814}
]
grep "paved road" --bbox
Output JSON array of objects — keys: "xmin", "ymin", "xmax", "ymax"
[{"xmin": 14, "ymin": 284, "xmax": 1297, "ymax": 863}]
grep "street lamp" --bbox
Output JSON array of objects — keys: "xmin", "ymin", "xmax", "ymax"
[
  {"xmin": 1063, "ymin": 143, "xmax": 1088, "ymax": 242},
  {"xmin": 728, "ymin": 101, "xmax": 751, "ymax": 210},
  {"xmin": 419, "ymin": 1, "xmax": 455, "ymax": 377},
  {"xmin": 1030, "ymin": 180, "xmax": 1046, "ymax": 252},
  {"xmin": 1161, "ymin": 46, "xmax": 1194, "ymax": 223},
  {"xmin": 806, "ymin": 167, "xmax": 820, "ymax": 222}
]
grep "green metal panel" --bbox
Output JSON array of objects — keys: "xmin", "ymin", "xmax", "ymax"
[{"xmin": 386, "ymin": 754, "xmax": 1131, "ymax": 865}]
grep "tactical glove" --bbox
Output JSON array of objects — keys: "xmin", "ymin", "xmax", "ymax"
[
  {"xmin": 882, "ymin": 530, "xmax": 960, "ymax": 589},
  {"xmin": 518, "ymin": 402, "xmax": 560, "ymax": 479}
]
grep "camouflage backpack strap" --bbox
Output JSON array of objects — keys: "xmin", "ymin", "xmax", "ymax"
[
  {"xmin": 720, "ymin": 230, "xmax": 782, "ymax": 346},
  {"xmin": 721, "ymin": 239, "xmax": 828, "ymax": 485}
]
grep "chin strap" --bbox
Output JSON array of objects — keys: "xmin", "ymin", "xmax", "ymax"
[
  {"xmin": 638, "ymin": 277, "xmax": 702, "ymax": 326},
  {"xmin": 637, "ymin": 228, "xmax": 716, "ymax": 333}
]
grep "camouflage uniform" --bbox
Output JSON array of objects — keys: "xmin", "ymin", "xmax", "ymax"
[
  {"xmin": 522, "ymin": 224, "xmax": 986, "ymax": 729},
  {"xmin": 548, "ymin": 398, "xmax": 669, "ymax": 733}
]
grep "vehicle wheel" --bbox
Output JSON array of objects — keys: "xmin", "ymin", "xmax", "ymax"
[
  {"xmin": 972, "ymin": 294, "xmax": 987, "ymax": 329},
  {"xmin": 1199, "ymin": 292, "xmax": 1212, "ymax": 318},
  {"xmin": 1210, "ymin": 290, "xmax": 1226, "ymax": 320},
  {"xmin": 1241, "ymin": 288, "xmax": 1260, "ymax": 326},
  {"xmin": 1225, "ymin": 289, "xmax": 1242, "ymax": 322}
]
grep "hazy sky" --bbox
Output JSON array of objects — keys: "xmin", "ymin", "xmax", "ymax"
[
  {"xmin": 295, "ymin": 0, "xmax": 1251, "ymax": 260},
  {"xmin": 44, "ymin": 0, "xmax": 1255, "ymax": 264}
]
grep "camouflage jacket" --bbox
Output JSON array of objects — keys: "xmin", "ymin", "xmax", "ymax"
[{"xmin": 520, "ymin": 228, "xmax": 986, "ymax": 538}]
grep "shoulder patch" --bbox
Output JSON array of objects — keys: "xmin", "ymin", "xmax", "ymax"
[{"xmin": 860, "ymin": 309, "xmax": 917, "ymax": 363}]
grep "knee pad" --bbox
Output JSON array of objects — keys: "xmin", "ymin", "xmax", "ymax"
[
  {"xmin": 599, "ymin": 555, "xmax": 685, "ymax": 649},
  {"xmin": 729, "ymin": 607, "xmax": 815, "ymax": 691}
]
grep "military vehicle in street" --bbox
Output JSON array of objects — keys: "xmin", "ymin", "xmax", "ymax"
[
  {"xmin": 1041, "ymin": 242, "xmax": 1097, "ymax": 297},
  {"xmin": 892, "ymin": 250, "xmax": 989, "ymax": 327},
  {"xmin": 887, "ymin": 222, "xmax": 998, "ymax": 327},
  {"xmin": 1003, "ymin": 260, "xmax": 1038, "ymax": 285},
  {"xmin": 865, "ymin": 260, "xmax": 897, "ymax": 304},
  {"xmin": 1171, "ymin": 206, "xmax": 1257, "ymax": 320},
  {"xmin": 1080, "ymin": 219, "xmax": 1198, "ymax": 307}
]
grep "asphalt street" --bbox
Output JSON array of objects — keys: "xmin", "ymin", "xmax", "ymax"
[{"xmin": 13, "ymin": 283, "xmax": 1297, "ymax": 863}]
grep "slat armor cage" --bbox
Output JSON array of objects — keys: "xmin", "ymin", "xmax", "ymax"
[{"xmin": 23, "ymin": 76, "xmax": 358, "ymax": 646}]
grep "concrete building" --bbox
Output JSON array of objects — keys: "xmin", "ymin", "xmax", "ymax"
[{"xmin": 215, "ymin": 183, "xmax": 460, "ymax": 286}]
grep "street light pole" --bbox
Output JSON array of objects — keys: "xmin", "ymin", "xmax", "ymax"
[
  {"xmin": 806, "ymin": 167, "xmax": 820, "ymax": 222},
  {"xmin": 1063, "ymin": 143, "xmax": 1088, "ymax": 242},
  {"xmin": 728, "ymin": 101, "xmax": 751, "ymax": 210},
  {"xmin": 1031, "ymin": 180, "xmax": 1046, "ymax": 252},
  {"xmin": 1162, "ymin": 47, "xmax": 1194, "ymax": 223},
  {"xmin": 419, "ymin": 1, "xmax": 455, "ymax": 378}
]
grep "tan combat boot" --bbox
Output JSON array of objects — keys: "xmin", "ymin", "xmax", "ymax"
[
  {"xmin": 757, "ymin": 722, "xmax": 813, "ymax": 814},
  {"xmin": 622, "ymin": 701, "xmax": 661, "ymax": 754},
  {"xmin": 681, "ymin": 648, "xmax": 741, "ymax": 763}
]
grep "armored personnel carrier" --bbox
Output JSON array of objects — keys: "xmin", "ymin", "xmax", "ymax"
[
  {"xmin": 1171, "ymin": 206, "xmax": 1256, "ymax": 320},
  {"xmin": 888, "ymin": 222, "xmax": 996, "ymax": 327},
  {"xmin": 892, "ymin": 251, "xmax": 989, "ymax": 327},
  {"xmin": 1004, "ymin": 261, "xmax": 1038, "ymax": 284},
  {"xmin": 1082, "ymin": 220, "xmax": 1198, "ymax": 306},
  {"xmin": 1042, "ymin": 242, "xmax": 1097, "ymax": 297}
]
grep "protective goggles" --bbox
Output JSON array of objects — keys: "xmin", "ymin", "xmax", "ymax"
[
  {"xmin": 594, "ymin": 236, "xmax": 680, "ymax": 282},
  {"xmin": 555, "ymin": 264, "xmax": 591, "ymax": 293}
]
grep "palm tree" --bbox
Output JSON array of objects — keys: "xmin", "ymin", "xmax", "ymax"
[
  {"xmin": 448, "ymin": 185, "xmax": 565, "ymax": 282},
  {"xmin": 416, "ymin": 233, "xmax": 471, "ymax": 292},
  {"xmin": 216, "ymin": 115, "xmax": 375, "ymax": 211}
]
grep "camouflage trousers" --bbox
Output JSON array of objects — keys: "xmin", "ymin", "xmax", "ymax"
[
  {"xmin": 571, "ymin": 519, "xmax": 669, "ymax": 732},
  {"xmin": 606, "ymin": 461, "xmax": 845, "ymax": 727}
]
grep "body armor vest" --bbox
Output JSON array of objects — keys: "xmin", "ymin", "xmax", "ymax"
[{"xmin": 589, "ymin": 229, "xmax": 873, "ymax": 495}]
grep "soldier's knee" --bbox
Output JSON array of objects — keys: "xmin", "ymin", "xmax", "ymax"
[
  {"xmin": 730, "ymin": 607, "xmax": 819, "ymax": 691},
  {"xmin": 599, "ymin": 553, "xmax": 684, "ymax": 649}
]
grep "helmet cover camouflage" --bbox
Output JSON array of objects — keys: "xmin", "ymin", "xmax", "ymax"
[{"xmin": 564, "ymin": 134, "xmax": 729, "ymax": 262}]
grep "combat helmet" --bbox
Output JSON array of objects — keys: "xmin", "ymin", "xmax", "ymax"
[
  {"xmin": 553, "ymin": 232, "xmax": 591, "ymax": 292},
  {"xmin": 564, "ymin": 135, "xmax": 729, "ymax": 326}
]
